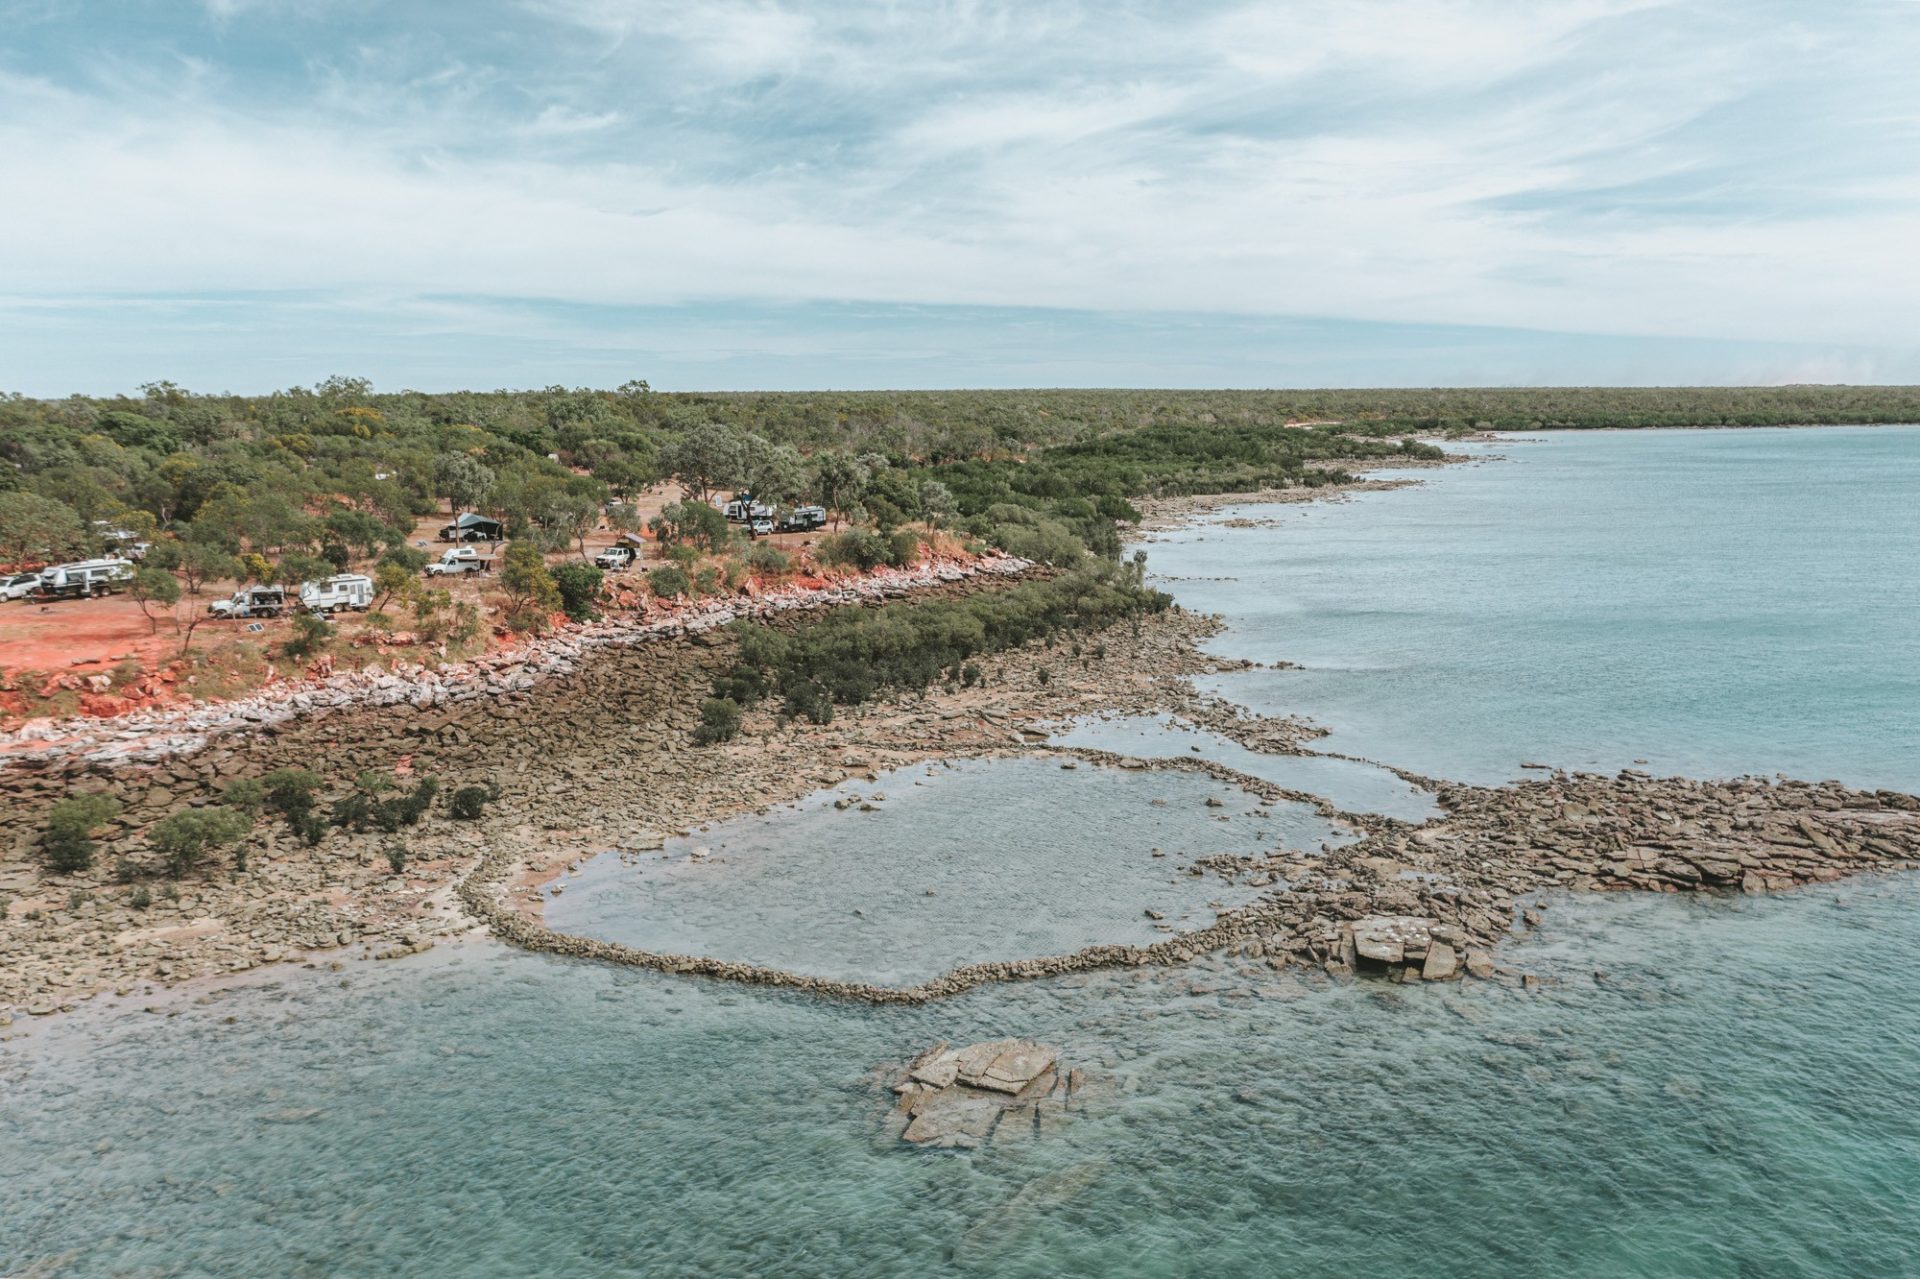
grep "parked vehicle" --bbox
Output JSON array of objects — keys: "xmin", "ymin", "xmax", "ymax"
[
  {"xmin": 424, "ymin": 546, "xmax": 495, "ymax": 576},
  {"xmin": 2, "ymin": 571, "xmax": 43, "ymax": 601},
  {"xmin": 93, "ymin": 523, "xmax": 151, "ymax": 560},
  {"xmin": 208, "ymin": 585, "xmax": 288, "ymax": 619},
  {"xmin": 593, "ymin": 545, "xmax": 638, "ymax": 570},
  {"xmin": 34, "ymin": 558, "xmax": 134, "ymax": 600},
  {"xmin": 776, "ymin": 505, "xmax": 828, "ymax": 534},
  {"xmin": 299, "ymin": 573, "xmax": 375, "ymax": 614},
  {"xmin": 438, "ymin": 513, "xmax": 503, "ymax": 542},
  {"xmin": 722, "ymin": 496, "xmax": 774, "ymax": 523},
  {"xmin": 749, "ymin": 517, "xmax": 775, "ymax": 538}
]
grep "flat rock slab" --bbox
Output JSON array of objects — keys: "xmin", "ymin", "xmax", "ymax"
[
  {"xmin": 1348, "ymin": 915, "xmax": 1437, "ymax": 965},
  {"xmin": 955, "ymin": 1039, "xmax": 1059, "ymax": 1094},
  {"xmin": 893, "ymin": 1039, "xmax": 1078, "ymax": 1149}
]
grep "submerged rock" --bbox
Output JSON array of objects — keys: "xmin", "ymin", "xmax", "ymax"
[{"xmin": 891, "ymin": 1038, "xmax": 1079, "ymax": 1149}]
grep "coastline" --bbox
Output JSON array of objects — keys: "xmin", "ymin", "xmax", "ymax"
[{"xmin": 6, "ymin": 450, "xmax": 1920, "ymax": 1021}]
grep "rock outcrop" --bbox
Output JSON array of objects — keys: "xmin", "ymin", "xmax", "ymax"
[{"xmin": 890, "ymin": 1040, "xmax": 1083, "ymax": 1149}]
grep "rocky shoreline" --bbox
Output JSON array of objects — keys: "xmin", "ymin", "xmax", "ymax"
[{"xmin": 5, "ymin": 467, "xmax": 1920, "ymax": 1023}]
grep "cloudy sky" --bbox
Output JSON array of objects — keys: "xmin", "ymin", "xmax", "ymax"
[{"xmin": 3, "ymin": 0, "xmax": 1918, "ymax": 393}]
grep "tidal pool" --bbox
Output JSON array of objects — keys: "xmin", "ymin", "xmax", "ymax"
[{"xmin": 544, "ymin": 756, "xmax": 1341, "ymax": 986}]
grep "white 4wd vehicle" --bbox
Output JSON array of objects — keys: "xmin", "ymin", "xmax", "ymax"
[
  {"xmin": 1, "ymin": 571, "xmax": 43, "ymax": 601},
  {"xmin": 425, "ymin": 546, "xmax": 494, "ymax": 576},
  {"xmin": 749, "ymin": 517, "xmax": 775, "ymax": 537},
  {"xmin": 593, "ymin": 545, "xmax": 638, "ymax": 570}
]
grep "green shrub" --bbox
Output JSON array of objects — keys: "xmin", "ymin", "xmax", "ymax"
[
  {"xmin": 44, "ymin": 794, "xmax": 122, "ymax": 874},
  {"xmin": 448, "ymin": 784, "xmax": 496, "ymax": 820},
  {"xmin": 263, "ymin": 768, "xmax": 321, "ymax": 813},
  {"xmin": 223, "ymin": 777, "xmax": 266, "ymax": 817},
  {"xmin": 149, "ymin": 807, "xmax": 251, "ymax": 879},
  {"xmin": 282, "ymin": 613, "xmax": 335, "ymax": 660},
  {"xmin": 692, "ymin": 697, "xmax": 742, "ymax": 745},
  {"xmin": 744, "ymin": 543, "xmax": 790, "ymax": 576},
  {"xmin": 887, "ymin": 528, "xmax": 922, "ymax": 567},
  {"xmin": 332, "ymin": 776, "xmax": 439, "ymax": 834},
  {"xmin": 384, "ymin": 841, "xmax": 408, "ymax": 875},
  {"xmin": 648, "ymin": 565, "xmax": 690, "ymax": 598},
  {"xmin": 112, "ymin": 856, "xmax": 141, "ymax": 884},
  {"xmin": 128, "ymin": 884, "xmax": 152, "ymax": 910},
  {"xmin": 816, "ymin": 529, "xmax": 891, "ymax": 571},
  {"xmin": 551, "ymin": 562, "xmax": 604, "ymax": 622},
  {"xmin": 500, "ymin": 542, "xmax": 562, "ymax": 633}
]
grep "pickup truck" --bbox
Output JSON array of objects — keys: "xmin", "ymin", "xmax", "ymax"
[
  {"xmin": 593, "ymin": 545, "xmax": 638, "ymax": 570},
  {"xmin": 424, "ymin": 546, "xmax": 495, "ymax": 577}
]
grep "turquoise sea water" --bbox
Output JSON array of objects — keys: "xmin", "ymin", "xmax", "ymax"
[
  {"xmin": 1145, "ymin": 427, "xmax": 1920, "ymax": 788},
  {"xmin": 545, "ymin": 758, "xmax": 1336, "ymax": 986},
  {"xmin": 5, "ymin": 428, "xmax": 1919, "ymax": 1277}
]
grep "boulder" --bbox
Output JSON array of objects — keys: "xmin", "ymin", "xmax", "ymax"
[
  {"xmin": 1349, "ymin": 916, "xmax": 1435, "ymax": 967},
  {"xmin": 893, "ymin": 1039, "xmax": 1076, "ymax": 1149}
]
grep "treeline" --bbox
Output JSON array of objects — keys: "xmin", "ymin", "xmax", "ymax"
[{"xmin": 3, "ymin": 376, "xmax": 1914, "ymax": 609}]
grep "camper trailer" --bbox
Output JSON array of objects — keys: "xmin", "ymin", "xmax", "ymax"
[
  {"xmin": 722, "ymin": 496, "xmax": 774, "ymax": 523},
  {"xmin": 299, "ymin": 574, "xmax": 375, "ymax": 614},
  {"xmin": 33, "ymin": 558, "xmax": 134, "ymax": 600}
]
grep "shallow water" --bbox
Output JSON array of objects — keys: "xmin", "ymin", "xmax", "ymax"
[
  {"xmin": 1145, "ymin": 427, "xmax": 1920, "ymax": 788},
  {"xmin": 1047, "ymin": 712, "xmax": 1440, "ymax": 821},
  {"xmin": 7, "ymin": 428, "xmax": 1920, "ymax": 1276},
  {"xmin": 545, "ymin": 757, "xmax": 1336, "ymax": 985},
  {"xmin": 6, "ymin": 876, "xmax": 1919, "ymax": 1277}
]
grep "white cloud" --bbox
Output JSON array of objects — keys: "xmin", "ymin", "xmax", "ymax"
[{"xmin": 1, "ymin": 0, "xmax": 1917, "ymax": 366}]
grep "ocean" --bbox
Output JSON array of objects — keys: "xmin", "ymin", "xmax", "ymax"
[{"xmin": 4, "ymin": 427, "xmax": 1917, "ymax": 1277}]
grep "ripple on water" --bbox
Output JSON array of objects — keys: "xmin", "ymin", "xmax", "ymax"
[
  {"xmin": 543, "ymin": 756, "xmax": 1343, "ymax": 986},
  {"xmin": 5, "ymin": 878, "xmax": 1920, "ymax": 1277}
]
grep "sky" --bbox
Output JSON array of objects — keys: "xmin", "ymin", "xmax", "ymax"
[{"xmin": 2, "ymin": 0, "xmax": 1918, "ymax": 394}]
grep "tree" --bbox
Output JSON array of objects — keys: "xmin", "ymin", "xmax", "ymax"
[
  {"xmin": 743, "ymin": 441, "xmax": 808, "ymax": 509},
  {"xmin": 275, "ymin": 551, "xmax": 332, "ymax": 590},
  {"xmin": 658, "ymin": 422, "xmax": 746, "ymax": 503},
  {"xmin": 605, "ymin": 502, "xmax": 641, "ymax": 536},
  {"xmin": 811, "ymin": 453, "xmax": 868, "ymax": 531},
  {"xmin": 498, "ymin": 541, "xmax": 561, "ymax": 632},
  {"xmin": 0, "ymin": 491, "xmax": 86, "ymax": 565},
  {"xmin": 129, "ymin": 564, "xmax": 182, "ymax": 634},
  {"xmin": 648, "ymin": 501, "xmax": 731, "ymax": 553},
  {"xmin": 550, "ymin": 562, "xmax": 603, "ymax": 622},
  {"xmin": 918, "ymin": 479, "xmax": 954, "ymax": 531},
  {"xmin": 433, "ymin": 452, "xmax": 495, "ymax": 516},
  {"xmin": 372, "ymin": 560, "xmax": 418, "ymax": 612},
  {"xmin": 543, "ymin": 483, "xmax": 605, "ymax": 557},
  {"xmin": 178, "ymin": 541, "xmax": 239, "ymax": 596}
]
